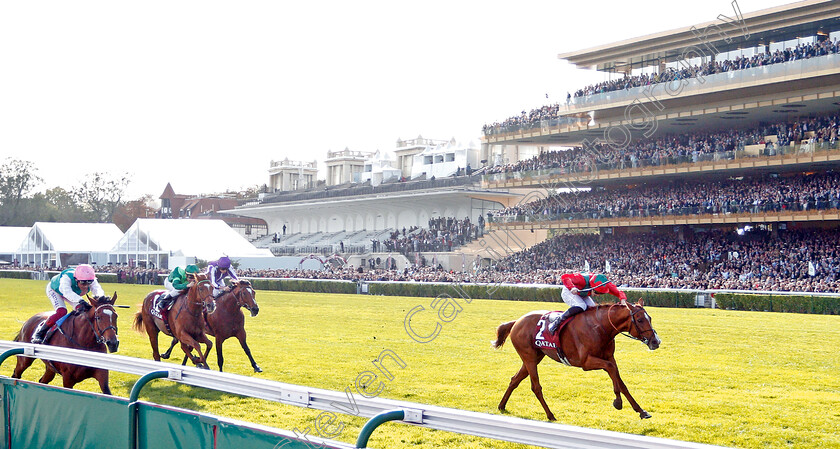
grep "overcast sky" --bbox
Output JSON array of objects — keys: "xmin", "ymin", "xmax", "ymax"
[{"xmin": 0, "ymin": 0, "xmax": 792, "ymax": 200}]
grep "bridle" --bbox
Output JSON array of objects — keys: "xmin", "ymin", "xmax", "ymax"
[
  {"xmin": 90, "ymin": 304, "xmax": 118, "ymax": 345},
  {"xmin": 230, "ymin": 282, "xmax": 256, "ymax": 311},
  {"xmin": 607, "ymin": 303, "xmax": 655, "ymax": 345},
  {"xmin": 177, "ymin": 279, "xmax": 215, "ymax": 318}
]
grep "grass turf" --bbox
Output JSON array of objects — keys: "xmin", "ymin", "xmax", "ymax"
[{"xmin": 1, "ymin": 278, "xmax": 838, "ymax": 448}]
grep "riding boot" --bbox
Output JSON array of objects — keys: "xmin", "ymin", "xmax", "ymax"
[
  {"xmin": 31, "ymin": 321, "xmax": 48, "ymax": 344},
  {"xmin": 156, "ymin": 293, "xmax": 170, "ymax": 311},
  {"xmin": 548, "ymin": 306, "xmax": 584, "ymax": 334}
]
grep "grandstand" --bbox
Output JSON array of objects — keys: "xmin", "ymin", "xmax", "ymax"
[{"xmin": 478, "ymin": 0, "xmax": 840, "ymax": 292}]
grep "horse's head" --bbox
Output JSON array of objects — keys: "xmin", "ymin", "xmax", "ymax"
[
  {"xmin": 626, "ymin": 299, "xmax": 661, "ymax": 350},
  {"xmin": 192, "ymin": 274, "xmax": 216, "ymax": 315},
  {"xmin": 88, "ymin": 293, "xmax": 120, "ymax": 352},
  {"xmin": 231, "ymin": 280, "xmax": 259, "ymax": 317}
]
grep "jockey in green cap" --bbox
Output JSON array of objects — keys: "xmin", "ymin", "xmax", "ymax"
[{"xmin": 156, "ymin": 264, "xmax": 200, "ymax": 312}]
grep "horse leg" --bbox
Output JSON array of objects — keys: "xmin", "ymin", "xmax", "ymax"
[
  {"xmin": 522, "ymin": 355, "xmax": 555, "ymax": 421},
  {"xmin": 11, "ymin": 355, "xmax": 35, "ymax": 379},
  {"xmin": 38, "ymin": 367, "xmax": 57, "ymax": 385},
  {"xmin": 93, "ymin": 369, "xmax": 111, "ymax": 395},
  {"xmin": 145, "ymin": 321, "xmax": 163, "ymax": 362},
  {"xmin": 498, "ymin": 364, "xmax": 528, "ymax": 413},
  {"xmin": 215, "ymin": 337, "xmax": 225, "ymax": 372},
  {"xmin": 579, "ymin": 354, "xmax": 651, "ymax": 419},
  {"xmin": 160, "ymin": 337, "xmax": 179, "ymax": 359},
  {"xmin": 235, "ymin": 330, "xmax": 262, "ymax": 373},
  {"xmin": 178, "ymin": 334, "xmax": 209, "ymax": 369}
]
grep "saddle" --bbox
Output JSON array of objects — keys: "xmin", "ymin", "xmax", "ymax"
[
  {"xmin": 535, "ymin": 311, "xmax": 576, "ymax": 366},
  {"xmin": 40, "ymin": 311, "xmax": 78, "ymax": 344},
  {"xmin": 149, "ymin": 292, "xmax": 173, "ymax": 334}
]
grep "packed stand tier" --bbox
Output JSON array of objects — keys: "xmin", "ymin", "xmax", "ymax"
[
  {"xmin": 372, "ymin": 216, "xmax": 484, "ymax": 254},
  {"xmin": 489, "ymin": 171, "xmax": 840, "ymax": 222},
  {"xmin": 485, "ymin": 112, "xmax": 840, "ymax": 177},
  {"xmin": 483, "ymin": 38, "xmax": 840, "ymax": 135},
  {"xmin": 490, "ymin": 227, "xmax": 840, "ymax": 293}
]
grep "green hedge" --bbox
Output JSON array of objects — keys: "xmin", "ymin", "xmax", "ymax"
[
  {"xmin": 715, "ymin": 293, "xmax": 840, "ymax": 314},
  {"xmin": 0, "ymin": 270, "xmax": 31, "ymax": 280},
  {"xmin": 246, "ymin": 278, "xmax": 357, "ymax": 294}
]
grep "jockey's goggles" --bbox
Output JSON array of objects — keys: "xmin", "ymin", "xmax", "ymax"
[{"xmin": 78, "ymin": 280, "xmax": 93, "ymax": 285}]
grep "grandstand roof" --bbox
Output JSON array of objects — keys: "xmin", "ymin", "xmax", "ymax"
[
  {"xmin": 0, "ymin": 227, "xmax": 30, "ymax": 253},
  {"xmin": 113, "ymin": 219, "xmax": 272, "ymax": 260},
  {"xmin": 26, "ymin": 222, "xmax": 124, "ymax": 252},
  {"xmin": 558, "ymin": 0, "xmax": 840, "ymax": 71}
]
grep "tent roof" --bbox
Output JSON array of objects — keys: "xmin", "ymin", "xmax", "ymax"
[
  {"xmin": 31, "ymin": 222, "xmax": 124, "ymax": 252},
  {"xmin": 0, "ymin": 227, "xmax": 30, "ymax": 253},
  {"xmin": 119, "ymin": 219, "xmax": 272, "ymax": 260}
]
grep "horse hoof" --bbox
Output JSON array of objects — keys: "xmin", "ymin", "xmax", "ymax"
[
  {"xmin": 640, "ymin": 411, "xmax": 651, "ymax": 419},
  {"xmin": 199, "ymin": 364, "xmax": 210, "ymax": 370},
  {"xmin": 547, "ymin": 414, "xmax": 556, "ymax": 421},
  {"xmin": 254, "ymin": 366, "xmax": 263, "ymax": 373},
  {"xmin": 613, "ymin": 399, "xmax": 623, "ymax": 410},
  {"xmin": 160, "ymin": 354, "xmax": 170, "ymax": 360}
]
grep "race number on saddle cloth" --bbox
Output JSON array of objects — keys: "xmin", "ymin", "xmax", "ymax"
[
  {"xmin": 148, "ymin": 291, "xmax": 174, "ymax": 334},
  {"xmin": 535, "ymin": 311, "xmax": 574, "ymax": 365}
]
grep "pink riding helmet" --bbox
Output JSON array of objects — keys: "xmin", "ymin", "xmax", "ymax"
[{"xmin": 75, "ymin": 264, "xmax": 96, "ymax": 281}]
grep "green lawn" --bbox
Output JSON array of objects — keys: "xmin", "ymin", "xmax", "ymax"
[{"xmin": 1, "ymin": 278, "xmax": 838, "ymax": 449}]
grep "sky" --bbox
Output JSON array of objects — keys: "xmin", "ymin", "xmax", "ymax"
[{"xmin": 0, "ymin": 0, "xmax": 793, "ymax": 200}]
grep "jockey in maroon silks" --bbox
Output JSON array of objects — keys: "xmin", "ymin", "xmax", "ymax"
[
  {"xmin": 547, "ymin": 272, "xmax": 627, "ymax": 334},
  {"xmin": 32, "ymin": 264, "xmax": 104, "ymax": 344}
]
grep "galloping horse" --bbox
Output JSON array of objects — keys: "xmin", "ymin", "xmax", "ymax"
[
  {"xmin": 12, "ymin": 294, "xmax": 121, "ymax": 394},
  {"xmin": 133, "ymin": 274, "xmax": 216, "ymax": 368},
  {"xmin": 493, "ymin": 300, "xmax": 661, "ymax": 420},
  {"xmin": 161, "ymin": 279, "xmax": 262, "ymax": 372}
]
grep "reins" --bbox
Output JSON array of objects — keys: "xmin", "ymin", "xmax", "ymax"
[
  {"xmin": 59, "ymin": 305, "xmax": 116, "ymax": 349},
  {"xmin": 606, "ymin": 303, "xmax": 654, "ymax": 343}
]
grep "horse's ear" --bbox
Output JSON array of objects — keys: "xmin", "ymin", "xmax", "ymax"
[
  {"xmin": 637, "ymin": 298, "xmax": 644, "ymax": 307},
  {"xmin": 112, "ymin": 292, "xmax": 118, "ymax": 303}
]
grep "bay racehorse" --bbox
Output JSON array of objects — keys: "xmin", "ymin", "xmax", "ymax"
[
  {"xmin": 12, "ymin": 294, "xmax": 121, "ymax": 394},
  {"xmin": 133, "ymin": 274, "xmax": 216, "ymax": 368},
  {"xmin": 161, "ymin": 279, "xmax": 262, "ymax": 372},
  {"xmin": 493, "ymin": 300, "xmax": 661, "ymax": 420}
]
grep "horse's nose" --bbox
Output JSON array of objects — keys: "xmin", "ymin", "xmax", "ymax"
[
  {"xmin": 250, "ymin": 306, "xmax": 259, "ymax": 317},
  {"xmin": 107, "ymin": 340, "xmax": 120, "ymax": 353},
  {"xmin": 648, "ymin": 332, "xmax": 661, "ymax": 350}
]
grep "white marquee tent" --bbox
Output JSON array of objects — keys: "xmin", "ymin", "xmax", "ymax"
[
  {"xmin": 0, "ymin": 227, "xmax": 30, "ymax": 264},
  {"xmin": 16, "ymin": 222, "xmax": 124, "ymax": 268},
  {"xmin": 110, "ymin": 219, "xmax": 273, "ymax": 269}
]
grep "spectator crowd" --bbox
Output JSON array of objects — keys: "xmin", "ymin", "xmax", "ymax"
[
  {"xmin": 484, "ymin": 113, "xmax": 840, "ymax": 177},
  {"xmin": 374, "ymin": 217, "xmax": 482, "ymax": 255},
  {"xmin": 490, "ymin": 171, "xmax": 840, "ymax": 222},
  {"xmin": 484, "ymin": 37, "xmax": 840, "ymax": 135}
]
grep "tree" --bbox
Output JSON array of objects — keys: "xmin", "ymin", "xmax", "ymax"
[
  {"xmin": 112, "ymin": 195, "xmax": 157, "ymax": 232},
  {"xmin": 72, "ymin": 172, "xmax": 130, "ymax": 223},
  {"xmin": 0, "ymin": 158, "xmax": 41, "ymax": 225}
]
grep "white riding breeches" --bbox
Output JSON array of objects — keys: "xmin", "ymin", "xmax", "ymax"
[
  {"xmin": 561, "ymin": 286, "xmax": 597, "ymax": 310},
  {"xmin": 45, "ymin": 284, "xmax": 69, "ymax": 310}
]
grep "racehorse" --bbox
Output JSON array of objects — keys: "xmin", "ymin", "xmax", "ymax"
[
  {"xmin": 133, "ymin": 274, "xmax": 216, "ymax": 368},
  {"xmin": 492, "ymin": 300, "xmax": 661, "ymax": 420},
  {"xmin": 12, "ymin": 294, "xmax": 121, "ymax": 394},
  {"xmin": 161, "ymin": 279, "xmax": 262, "ymax": 372}
]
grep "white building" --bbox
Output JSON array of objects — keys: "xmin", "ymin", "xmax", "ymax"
[
  {"xmin": 0, "ymin": 227, "xmax": 31, "ymax": 264},
  {"xmin": 268, "ymin": 158, "xmax": 318, "ymax": 192},
  {"xmin": 110, "ymin": 219, "xmax": 273, "ymax": 269},
  {"xmin": 360, "ymin": 151, "xmax": 402, "ymax": 186},
  {"xmin": 410, "ymin": 138, "xmax": 479, "ymax": 179},
  {"xmin": 16, "ymin": 222, "xmax": 124, "ymax": 268},
  {"xmin": 325, "ymin": 148, "xmax": 372, "ymax": 186}
]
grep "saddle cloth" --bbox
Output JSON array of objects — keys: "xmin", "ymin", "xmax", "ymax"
[{"xmin": 535, "ymin": 311, "xmax": 574, "ymax": 365}]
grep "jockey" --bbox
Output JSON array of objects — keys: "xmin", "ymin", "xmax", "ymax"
[
  {"xmin": 156, "ymin": 264, "xmax": 199, "ymax": 311},
  {"xmin": 32, "ymin": 264, "xmax": 104, "ymax": 344},
  {"xmin": 206, "ymin": 256, "xmax": 238, "ymax": 298},
  {"xmin": 548, "ymin": 272, "xmax": 627, "ymax": 334}
]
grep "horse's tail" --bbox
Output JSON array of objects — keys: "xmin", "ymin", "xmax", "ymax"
[
  {"xmin": 133, "ymin": 310, "xmax": 146, "ymax": 334},
  {"xmin": 492, "ymin": 320, "xmax": 516, "ymax": 349}
]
